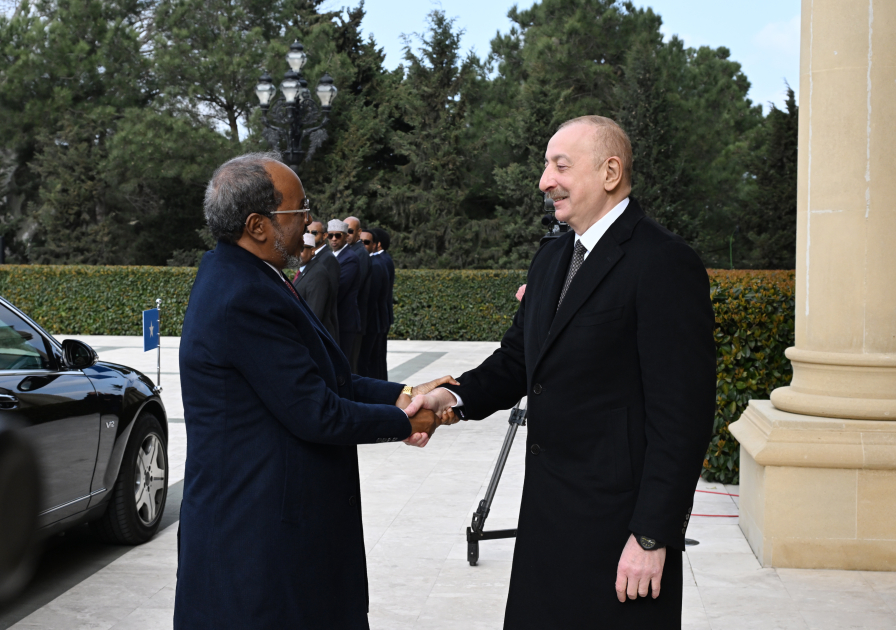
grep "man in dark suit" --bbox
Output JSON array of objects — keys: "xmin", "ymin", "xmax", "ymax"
[
  {"xmin": 358, "ymin": 230, "xmax": 389, "ymax": 379},
  {"xmin": 328, "ymin": 219, "xmax": 362, "ymax": 361},
  {"xmin": 174, "ymin": 152, "xmax": 448, "ymax": 629},
  {"xmin": 423, "ymin": 116, "xmax": 716, "ymax": 629},
  {"xmin": 345, "ymin": 216, "xmax": 371, "ymax": 374},
  {"xmin": 293, "ymin": 232, "xmax": 340, "ymax": 342},
  {"xmin": 371, "ymin": 227, "xmax": 395, "ymax": 380}
]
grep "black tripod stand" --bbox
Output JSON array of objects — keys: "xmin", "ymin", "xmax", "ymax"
[{"xmin": 466, "ymin": 399, "xmax": 527, "ymax": 566}]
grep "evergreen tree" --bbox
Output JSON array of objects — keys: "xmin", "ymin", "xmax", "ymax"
[
  {"xmin": 740, "ymin": 86, "xmax": 798, "ymax": 269},
  {"xmin": 374, "ymin": 11, "xmax": 481, "ymax": 268}
]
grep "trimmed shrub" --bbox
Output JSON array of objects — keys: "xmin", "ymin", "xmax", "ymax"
[
  {"xmin": 705, "ymin": 270, "xmax": 795, "ymax": 483},
  {"xmin": 0, "ymin": 265, "xmax": 793, "ymax": 483}
]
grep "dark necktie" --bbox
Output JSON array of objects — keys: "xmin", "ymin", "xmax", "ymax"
[
  {"xmin": 282, "ymin": 275, "xmax": 301, "ymax": 301},
  {"xmin": 557, "ymin": 240, "xmax": 587, "ymax": 310}
]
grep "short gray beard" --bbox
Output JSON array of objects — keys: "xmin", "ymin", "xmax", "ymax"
[{"xmin": 271, "ymin": 221, "xmax": 302, "ymax": 269}]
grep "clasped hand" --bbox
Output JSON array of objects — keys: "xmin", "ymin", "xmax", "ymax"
[{"xmin": 395, "ymin": 375, "xmax": 464, "ymax": 447}]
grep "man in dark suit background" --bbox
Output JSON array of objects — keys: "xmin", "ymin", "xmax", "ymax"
[
  {"xmin": 422, "ymin": 116, "xmax": 716, "ymax": 629},
  {"xmin": 174, "ymin": 152, "xmax": 452, "ymax": 629},
  {"xmin": 293, "ymin": 232, "xmax": 340, "ymax": 342},
  {"xmin": 358, "ymin": 229, "xmax": 389, "ymax": 379},
  {"xmin": 344, "ymin": 216, "xmax": 370, "ymax": 373},
  {"xmin": 371, "ymin": 227, "xmax": 395, "ymax": 379},
  {"xmin": 328, "ymin": 219, "xmax": 362, "ymax": 361}
]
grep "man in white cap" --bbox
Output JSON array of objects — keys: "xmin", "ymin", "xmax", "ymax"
[
  {"xmin": 293, "ymin": 232, "xmax": 340, "ymax": 342},
  {"xmin": 327, "ymin": 219, "xmax": 362, "ymax": 359}
]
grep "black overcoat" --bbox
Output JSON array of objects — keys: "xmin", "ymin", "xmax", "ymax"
[
  {"xmin": 335, "ymin": 246, "xmax": 362, "ymax": 335},
  {"xmin": 174, "ymin": 241, "xmax": 411, "ymax": 629},
  {"xmin": 444, "ymin": 199, "xmax": 716, "ymax": 629},
  {"xmin": 294, "ymin": 246, "xmax": 340, "ymax": 342}
]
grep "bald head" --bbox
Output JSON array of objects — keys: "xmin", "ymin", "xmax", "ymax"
[
  {"xmin": 344, "ymin": 216, "xmax": 361, "ymax": 245},
  {"xmin": 557, "ymin": 116, "xmax": 632, "ymax": 185},
  {"xmin": 308, "ymin": 221, "xmax": 326, "ymax": 247}
]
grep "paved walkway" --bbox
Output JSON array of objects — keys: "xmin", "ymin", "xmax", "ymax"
[{"xmin": 6, "ymin": 338, "xmax": 896, "ymax": 629}]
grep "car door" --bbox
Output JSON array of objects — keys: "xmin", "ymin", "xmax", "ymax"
[{"xmin": 0, "ymin": 303, "xmax": 101, "ymax": 527}]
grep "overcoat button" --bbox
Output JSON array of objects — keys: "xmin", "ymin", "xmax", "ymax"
[
  {"xmin": 337, "ymin": 375, "xmax": 346, "ymax": 386},
  {"xmin": 533, "ymin": 384, "xmax": 543, "ymax": 395},
  {"xmin": 349, "ymin": 495, "xmax": 357, "ymax": 506},
  {"xmin": 530, "ymin": 444, "xmax": 541, "ymax": 455}
]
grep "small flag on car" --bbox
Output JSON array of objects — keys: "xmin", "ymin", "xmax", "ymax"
[{"xmin": 143, "ymin": 308, "xmax": 160, "ymax": 352}]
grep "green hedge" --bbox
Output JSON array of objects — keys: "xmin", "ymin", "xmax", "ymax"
[
  {"xmin": 705, "ymin": 270, "xmax": 795, "ymax": 483},
  {"xmin": 0, "ymin": 265, "xmax": 794, "ymax": 483}
]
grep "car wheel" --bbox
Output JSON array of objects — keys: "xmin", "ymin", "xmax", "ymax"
[
  {"xmin": 91, "ymin": 413, "xmax": 168, "ymax": 545},
  {"xmin": 0, "ymin": 427, "xmax": 41, "ymax": 605}
]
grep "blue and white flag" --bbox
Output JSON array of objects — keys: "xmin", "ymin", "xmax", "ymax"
[{"xmin": 143, "ymin": 308, "xmax": 160, "ymax": 352}]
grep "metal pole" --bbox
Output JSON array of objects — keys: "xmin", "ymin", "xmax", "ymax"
[{"xmin": 155, "ymin": 298, "xmax": 162, "ymax": 393}]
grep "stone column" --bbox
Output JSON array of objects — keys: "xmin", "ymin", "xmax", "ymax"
[{"xmin": 729, "ymin": 0, "xmax": 896, "ymax": 570}]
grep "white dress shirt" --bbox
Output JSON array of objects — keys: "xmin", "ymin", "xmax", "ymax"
[
  {"xmin": 332, "ymin": 243, "xmax": 348, "ymax": 259},
  {"xmin": 574, "ymin": 197, "xmax": 629, "ymax": 260},
  {"xmin": 440, "ymin": 197, "xmax": 630, "ymax": 409}
]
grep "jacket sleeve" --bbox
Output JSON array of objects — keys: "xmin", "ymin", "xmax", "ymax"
[
  {"xmin": 628, "ymin": 239, "xmax": 717, "ymax": 550},
  {"xmin": 225, "ymin": 281, "xmax": 411, "ymax": 445}
]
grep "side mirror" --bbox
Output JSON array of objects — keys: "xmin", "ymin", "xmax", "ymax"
[{"xmin": 61, "ymin": 339, "xmax": 98, "ymax": 370}]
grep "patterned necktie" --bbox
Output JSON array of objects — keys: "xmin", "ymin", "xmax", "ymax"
[
  {"xmin": 557, "ymin": 240, "xmax": 587, "ymax": 310},
  {"xmin": 282, "ymin": 275, "xmax": 301, "ymax": 301}
]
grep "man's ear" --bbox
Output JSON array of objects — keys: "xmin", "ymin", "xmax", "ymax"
[
  {"xmin": 603, "ymin": 156, "xmax": 624, "ymax": 193},
  {"xmin": 243, "ymin": 213, "xmax": 269, "ymax": 243}
]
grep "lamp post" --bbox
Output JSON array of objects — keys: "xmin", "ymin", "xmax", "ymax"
[{"xmin": 255, "ymin": 41, "xmax": 338, "ymax": 169}]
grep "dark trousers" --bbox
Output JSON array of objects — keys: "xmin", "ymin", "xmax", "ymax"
[
  {"xmin": 358, "ymin": 333, "xmax": 380, "ymax": 379},
  {"xmin": 376, "ymin": 332, "xmax": 389, "ymax": 381},
  {"xmin": 349, "ymin": 333, "xmax": 363, "ymax": 374},
  {"xmin": 338, "ymin": 331, "xmax": 356, "ymax": 364}
]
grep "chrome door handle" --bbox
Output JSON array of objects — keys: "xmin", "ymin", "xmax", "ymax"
[{"xmin": 0, "ymin": 394, "xmax": 19, "ymax": 408}]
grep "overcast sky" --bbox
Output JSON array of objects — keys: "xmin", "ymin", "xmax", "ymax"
[{"xmin": 348, "ymin": 0, "xmax": 801, "ymax": 114}]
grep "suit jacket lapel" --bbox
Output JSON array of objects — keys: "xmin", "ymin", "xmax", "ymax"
[
  {"xmin": 535, "ymin": 233, "xmax": 574, "ymax": 351},
  {"xmin": 534, "ymin": 200, "xmax": 646, "ymax": 369}
]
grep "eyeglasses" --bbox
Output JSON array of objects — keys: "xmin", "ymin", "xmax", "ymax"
[
  {"xmin": 309, "ymin": 230, "xmax": 321, "ymax": 236},
  {"xmin": 361, "ymin": 239, "xmax": 372, "ymax": 245},
  {"xmin": 270, "ymin": 196, "xmax": 311, "ymax": 217},
  {"xmin": 347, "ymin": 228, "xmax": 355, "ymax": 234},
  {"xmin": 328, "ymin": 233, "xmax": 344, "ymax": 239}
]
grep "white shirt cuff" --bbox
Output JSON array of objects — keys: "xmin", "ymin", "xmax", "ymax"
[{"xmin": 435, "ymin": 387, "xmax": 462, "ymax": 407}]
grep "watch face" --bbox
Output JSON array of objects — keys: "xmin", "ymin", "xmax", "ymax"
[{"xmin": 639, "ymin": 536, "xmax": 657, "ymax": 550}]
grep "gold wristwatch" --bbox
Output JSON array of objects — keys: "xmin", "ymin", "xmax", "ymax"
[{"xmin": 401, "ymin": 385, "xmax": 413, "ymax": 397}]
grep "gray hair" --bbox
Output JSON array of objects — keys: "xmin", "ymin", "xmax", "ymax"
[{"xmin": 204, "ymin": 152, "xmax": 284, "ymax": 244}]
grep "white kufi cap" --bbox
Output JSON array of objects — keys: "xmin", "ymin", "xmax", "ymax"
[
  {"xmin": 302, "ymin": 233, "xmax": 316, "ymax": 248},
  {"xmin": 327, "ymin": 219, "xmax": 348, "ymax": 233}
]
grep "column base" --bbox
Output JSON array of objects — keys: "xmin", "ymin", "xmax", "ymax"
[
  {"xmin": 770, "ymin": 348, "xmax": 896, "ymax": 420},
  {"xmin": 730, "ymin": 400, "xmax": 896, "ymax": 570}
]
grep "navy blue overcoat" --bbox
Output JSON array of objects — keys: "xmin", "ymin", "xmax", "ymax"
[{"xmin": 174, "ymin": 241, "xmax": 411, "ymax": 629}]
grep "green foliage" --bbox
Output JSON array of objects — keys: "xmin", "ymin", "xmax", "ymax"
[
  {"xmin": 739, "ymin": 87, "xmax": 799, "ymax": 269},
  {"xmin": 705, "ymin": 269, "xmax": 795, "ymax": 483},
  {"xmin": 391, "ymin": 270, "xmax": 527, "ymax": 340},
  {"xmin": 2, "ymin": 0, "xmax": 795, "ymax": 271},
  {"xmin": 0, "ymin": 264, "xmax": 196, "ymax": 336}
]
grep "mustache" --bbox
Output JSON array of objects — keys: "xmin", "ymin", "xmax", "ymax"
[{"xmin": 547, "ymin": 187, "xmax": 570, "ymax": 200}]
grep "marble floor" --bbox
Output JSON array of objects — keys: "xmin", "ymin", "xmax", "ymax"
[{"xmin": 4, "ymin": 337, "xmax": 896, "ymax": 629}]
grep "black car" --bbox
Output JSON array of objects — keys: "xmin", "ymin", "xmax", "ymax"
[{"xmin": 0, "ymin": 296, "xmax": 168, "ymax": 602}]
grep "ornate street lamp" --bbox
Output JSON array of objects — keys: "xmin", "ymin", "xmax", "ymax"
[{"xmin": 255, "ymin": 41, "xmax": 338, "ymax": 169}]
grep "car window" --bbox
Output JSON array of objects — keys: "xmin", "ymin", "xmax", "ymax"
[{"xmin": 0, "ymin": 304, "xmax": 51, "ymax": 370}]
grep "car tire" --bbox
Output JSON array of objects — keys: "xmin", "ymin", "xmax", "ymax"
[{"xmin": 91, "ymin": 413, "xmax": 168, "ymax": 545}]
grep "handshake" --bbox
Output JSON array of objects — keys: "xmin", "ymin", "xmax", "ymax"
[{"xmin": 395, "ymin": 375, "xmax": 465, "ymax": 448}]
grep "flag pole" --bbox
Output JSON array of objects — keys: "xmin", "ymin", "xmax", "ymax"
[{"xmin": 155, "ymin": 298, "xmax": 162, "ymax": 393}]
